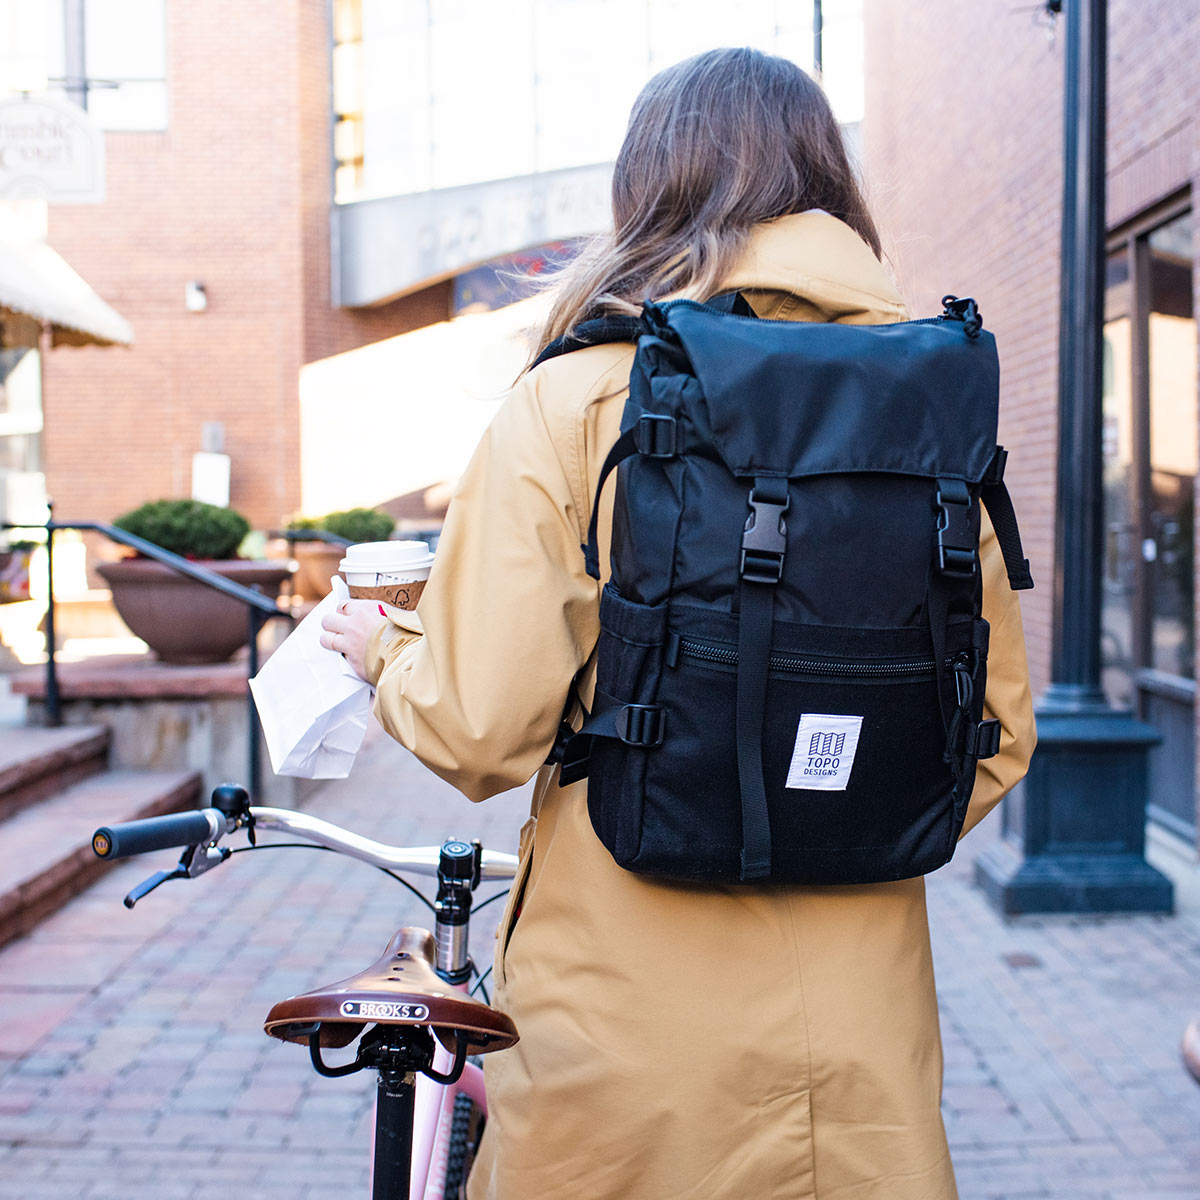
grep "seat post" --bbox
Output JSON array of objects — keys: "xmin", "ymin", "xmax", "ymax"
[
  {"xmin": 371, "ymin": 1064, "xmax": 416, "ymax": 1200},
  {"xmin": 361, "ymin": 1026, "xmax": 433, "ymax": 1200}
]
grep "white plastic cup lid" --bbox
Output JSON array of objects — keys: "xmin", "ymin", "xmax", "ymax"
[{"xmin": 339, "ymin": 540, "xmax": 434, "ymax": 575}]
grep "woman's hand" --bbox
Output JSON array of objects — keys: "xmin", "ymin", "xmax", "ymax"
[{"xmin": 320, "ymin": 598, "xmax": 387, "ymax": 682}]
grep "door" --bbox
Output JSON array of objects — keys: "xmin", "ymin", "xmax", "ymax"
[{"xmin": 1102, "ymin": 204, "xmax": 1196, "ymax": 841}]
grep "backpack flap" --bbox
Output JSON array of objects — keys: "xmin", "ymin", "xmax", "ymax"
[{"xmin": 664, "ymin": 300, "xmax": 1000, "ymax": 485}]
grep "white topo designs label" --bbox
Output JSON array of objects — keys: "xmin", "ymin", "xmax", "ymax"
[{"xmin": 786, "ymin": 714, "xmax": 864, "ymax": 791}]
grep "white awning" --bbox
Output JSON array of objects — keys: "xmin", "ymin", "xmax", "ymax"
[{"xmin": 0, "ymin": 237, "xmax": 133, "ymax": 348}]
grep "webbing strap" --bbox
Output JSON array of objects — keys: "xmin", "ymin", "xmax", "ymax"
[
  {"xmin": 926, "ymin": 570, "xmax": 953, "ymax": 740},
  {"xmin": 582, "ymin": 429, "xmax": 639, "ymax": 579},
  {"xmin": 581, "ymin": 414, "xmax": 679, "ymax": 578},
  {"xmin": 980, "ymin": 481, "xmax": 1035, "ymax": 591},
  {"xmin": 734, "ymin": 476, "xmax": 788, "ymax": 881},
  {"xmin": 735, "ymin": 581, "xmax": 776, "ymax": 880}
]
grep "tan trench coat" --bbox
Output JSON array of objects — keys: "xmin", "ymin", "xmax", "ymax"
[{"xmin": 365, "ymin": 211, "xmax": 1037, "ymax": 1200}]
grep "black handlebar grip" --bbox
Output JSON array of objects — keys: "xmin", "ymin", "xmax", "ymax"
[{"xmin": 92, "ymin": 809, "xmax": 222, "ymax": 860}]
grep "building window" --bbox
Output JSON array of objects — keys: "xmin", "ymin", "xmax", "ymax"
[
  {"xmin": 46, "ymin": 0, "xmax": 168, "ymax": 131},
  {"xmin": 0, "ymin": 347, "xmax": 45, "ymax": 523},
  {"xmin": 331, "ymin": 0, "xmax": 823, "ymax": 207}
]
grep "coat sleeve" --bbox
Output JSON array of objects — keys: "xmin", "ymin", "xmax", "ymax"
[
  {"xmin": 959, "ymin": 514, "xmax": 1037, "ymax": 836},
  {"xmin": 366, "ymin": 370, "xmax": 601, "ymax": 803}
]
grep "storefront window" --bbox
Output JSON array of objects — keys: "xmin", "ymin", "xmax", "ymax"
[
  {"xmin": 1102, "ymin": 250, "xmax": 1135, "ymax": 707},
  {"xmin": 1146, "ymin": 212, "xmax": 1196, "ymax": 679},
  {"xmin": 1102, "ymin": 203, "xmax": 1196, "ymax": 837},
  {"xmin": 0, "ymin": 347, "xmax": 45, "ymax": 522}
]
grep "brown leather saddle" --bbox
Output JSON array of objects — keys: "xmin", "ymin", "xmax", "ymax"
[{"xmin": 264, "ymin": 926, "xmax": 518, "ymax": 1053}]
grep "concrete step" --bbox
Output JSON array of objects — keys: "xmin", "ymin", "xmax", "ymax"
[
  {"xmin": 0, "ymin": 723, "xmax": 110, "ymax": 824},
  {"xmin": 0, "ymin": 767, "xmax": 202, "ymax": 949}
]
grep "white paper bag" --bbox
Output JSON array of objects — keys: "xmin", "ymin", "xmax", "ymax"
[{"xmin": 249, "ymin": 577, "xmax": 373, "ymax": 778}]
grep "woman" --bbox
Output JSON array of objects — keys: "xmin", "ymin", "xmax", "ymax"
[{"xmin": 323, "ymin": 48, "xmax": 1036, "ymax": 1200}]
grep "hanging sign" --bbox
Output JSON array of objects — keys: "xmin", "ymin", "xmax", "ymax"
[{"xmin": 0, "ymin": 93, "xmax": 104, "ymax": 204}]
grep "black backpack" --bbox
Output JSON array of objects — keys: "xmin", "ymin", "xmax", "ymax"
[{"xmin": 537, "ymin": 293, "xmax": 1033, "ymax": 885}]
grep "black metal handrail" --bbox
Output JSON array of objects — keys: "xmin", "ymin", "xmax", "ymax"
[
  {"xmin": 3, "ymin": 515, "xmax": 294, "ymax": 801},
  {"xmin": 272, "ymin": 528, "xmax": 355, "ymax": 547}
]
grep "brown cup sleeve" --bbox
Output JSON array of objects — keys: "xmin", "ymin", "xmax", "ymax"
[{"xmin": 347, "ymin": 580, "xmax": 427, "ymax": 610}]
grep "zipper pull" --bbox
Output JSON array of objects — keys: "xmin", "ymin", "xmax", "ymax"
[
  {"xmin": 940, "ymin": 295, "xmax": 982, "ymax": 339},
  {"xmin": 953, "ymin": 658, "xmax": 974, "ymax": 709},
  {"xmin": 944, "ymin": 657, "xmax": 975, "ymax": 764},
  {"xmin": 665, "ymin": 629, "xmax": 681, "ymax": 669}
]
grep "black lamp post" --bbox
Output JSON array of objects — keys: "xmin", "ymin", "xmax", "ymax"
[{"xmin": 975, "ymin": 0, "xmax": 1173, "ymax": 914}]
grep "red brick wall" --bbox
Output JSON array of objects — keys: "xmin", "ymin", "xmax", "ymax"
[
  {"xmin": 41, "ymin": 0, "xmax": 447, "ymax": 534},
  {"xmin": 862, "ymin": 0, "xmax": 1200, "ymax": 698}
]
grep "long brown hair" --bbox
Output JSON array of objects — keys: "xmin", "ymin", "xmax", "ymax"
[{"xmin": 529, "ymin": 47, "xmax": 880, "ymax": 366}]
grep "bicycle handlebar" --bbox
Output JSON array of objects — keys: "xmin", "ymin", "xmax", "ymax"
[
  {"xmin": 92, "ymin": 808, "xmax": 227, "ymax": 860},
  {"xmin": 250, "ymin": 807, "xmax": 519, "ymax": 879},
  {"xmin": 90, "ymin": 803, "xmax": 520, "ymax": 881}
]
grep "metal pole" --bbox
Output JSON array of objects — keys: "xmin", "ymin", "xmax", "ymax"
[
  {"xmin": 812, "ymin": 0, "xmax": 823, "ymax": 77},
  {"xmin": 247, "ymin": 609, "xmax": 262, "ymax": 801},
  {"xmin": 62, "ymin": 0, "xmax": 88, "ymax": 109},
  {"xmin": 44, "ymin": 514, "xmax": 61, "ymax": 727},
  {"xmin": 1045, "ymin": 0, "xmax": 1107, "ymax": 708}
]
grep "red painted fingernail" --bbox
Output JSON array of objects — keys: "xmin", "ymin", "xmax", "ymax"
[{"xmin": 378, "ymin": 604, "xmax": 387, "ymax": 616}]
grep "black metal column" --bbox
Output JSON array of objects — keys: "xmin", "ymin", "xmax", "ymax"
[{"xmin": 976, "ymin": 0, "xmax": 1172, "ymax": 914}]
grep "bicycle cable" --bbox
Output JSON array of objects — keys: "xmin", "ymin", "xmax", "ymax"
[
  {"xmin": 470, "ymin": 964, "xmax": 493, "ymax": 1003},
  {"xmin": 228, "ymin": 843, "xmax": 436, "ymax": 913},
  {"xmin": 470, "ymin": 888, "xmax": 511, "ymax": 916}
]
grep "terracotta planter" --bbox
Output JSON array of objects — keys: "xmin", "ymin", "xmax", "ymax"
[
  {"xmin": 96, "ymin": 558, "xmax": 293, "ymax": 664},
  {"xmin": 291, "ymin": 542, "xmax": 346, "ymax": 601}
]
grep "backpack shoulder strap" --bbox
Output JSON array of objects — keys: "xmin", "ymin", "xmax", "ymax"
[
  {"xmin": 530, "ymin": 292, "xmax": 753, "ymax": 370},
  {"xmin": 531, "ymin": 315, "xmax": 646, "ymax": 370},
  {"xmin": 978, "ymin": 448, "xmax": 1035, "ymax": 591}
]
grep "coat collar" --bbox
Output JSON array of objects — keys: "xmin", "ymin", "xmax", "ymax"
[{"xmin": 719, "ymin": 211, "xmax": 907, "ymax": 325}]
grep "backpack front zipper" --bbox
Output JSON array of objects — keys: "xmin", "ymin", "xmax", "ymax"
[{"xmin": 677, "ymin": 635, "xmax": 947, "ymax": 678}]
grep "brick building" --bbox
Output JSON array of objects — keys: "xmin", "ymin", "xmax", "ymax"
[
  {"xmin": 12, "ymin": 0, "xmax": 825, "ymax": 538},
  {"xmin": 38, "ymin": 0, "xmax": 450, "ymax": 530},
  {"xmin": 862, "ymin": 1, "xmax": 1199, "ymax": 843}
]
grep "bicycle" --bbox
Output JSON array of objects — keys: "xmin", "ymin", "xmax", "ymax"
[{"xmin": 91, "ymin": 783, "xmax": 521, "ymax": 1200}]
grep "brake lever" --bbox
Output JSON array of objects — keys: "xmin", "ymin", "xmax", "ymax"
[
  {"xmin": 122, "ymin": 841, "xmax": 232, "ymax": 908},
  {"xmin": 124, "ymin": 865, "xmax": 188, "ymax": 908}
]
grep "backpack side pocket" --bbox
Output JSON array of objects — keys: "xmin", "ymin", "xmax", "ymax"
[{"xmin": 584, "ymin": 584, "xmax": 669, "ymax": 867}]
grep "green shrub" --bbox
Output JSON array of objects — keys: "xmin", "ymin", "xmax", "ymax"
[
  {"xmin": 114, "ymin": 499, "xmax": 251, "ymax": 560},
  {"xmin": 289, "ymin": 507, "xmax": 394, "ymax": 544}
]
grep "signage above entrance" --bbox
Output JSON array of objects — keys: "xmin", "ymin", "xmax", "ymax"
[
  {"xmin": 0, "ymin": 93, "xmax": 105, "ymax": 204},
  {"xmin": 333, "ymin": 162, "xmax": 612, "ymax": 308}
]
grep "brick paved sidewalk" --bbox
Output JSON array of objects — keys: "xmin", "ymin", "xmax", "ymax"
[
  {"xmin": 931, "ymin": 825, "xmax": 1200, "ymax": 1200},
  {"xmin": 0, "ymin": 725, "xmax": 532, "ymax": 1199},
  {"xmin": 0, "ymin": 726, "xmax": 1198, "ymax": 1199}
]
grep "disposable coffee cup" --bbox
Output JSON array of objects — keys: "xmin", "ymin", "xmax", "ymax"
[{"xmin": 339, "ymin": 540, "xmax": 434, "ymax": 614}]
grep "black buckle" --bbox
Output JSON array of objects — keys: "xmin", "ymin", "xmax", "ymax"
[
  {"xmin": 557, "ymin": 733, "xmax": 593, "ymax": 785},
  {"xmin": 935, "ymin": 479, "xmax": 976, "ymax": 578},
  {"xmin": 545, "ymin": 720, "xmax": 574, "ymax": 766},
  {"xmin": 614, "ymin": 704, "xmax": 665, "ymax": 747},
  {"xmin": 634, "ymin": 414, "xmax": 677, "ymax": 458},
  {"xmin": 965, "ymin": 718, "xmax": 1001, "ymax": 760},
  {"xmin": 741, "ymin": 485, "xmax": 789, "ymax": 584}
]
